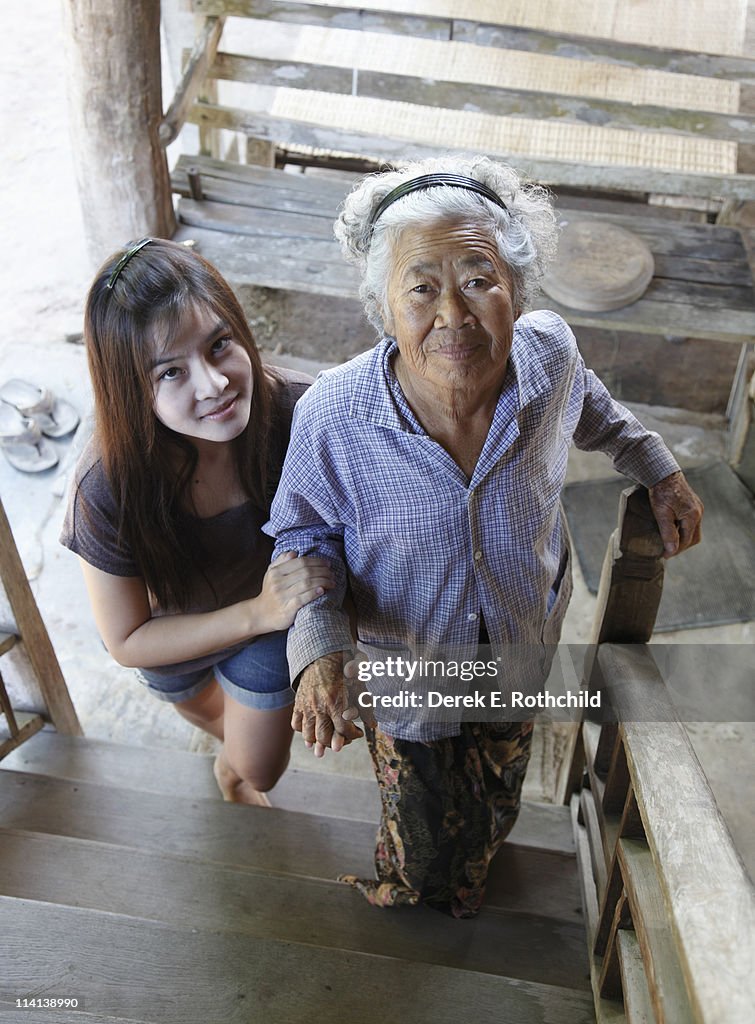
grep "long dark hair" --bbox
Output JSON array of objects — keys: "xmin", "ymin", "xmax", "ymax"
[{"xmin": 84, "ymin": 238, "xmax": 273, "ymax": 610}]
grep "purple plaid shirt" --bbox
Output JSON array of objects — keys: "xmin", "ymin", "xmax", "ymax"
[{"xmin": 265, "ymin": 311, "xmax": 679, "ymax": 740}]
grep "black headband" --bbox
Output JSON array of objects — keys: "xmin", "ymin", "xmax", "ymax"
[
  {"xmin": 106, "ymin": 238, "xmax": 154, "ymax": 289},
  {"xmin": 369, "ymin": 173, "xmax": 507, "ymax": 230}
]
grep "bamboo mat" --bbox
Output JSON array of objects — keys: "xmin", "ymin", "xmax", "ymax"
[
  {"xmin": 264, "ymin": 26, "xmax": 738, "ymax": 115},
  {"xmin": 298, "ymin": 0, "xmax": 749, "ymax": 58},
  {"xmin": 268, "ymin": 88, "xmax": 737, "ymax": 175}
]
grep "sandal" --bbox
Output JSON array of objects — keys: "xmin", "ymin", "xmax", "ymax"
[
  {"xmin": 0, "ymin": 404, "xmax": 59, "ymax": 473},
  {"xmin": 0, "ymin": 378, "xmax": 80, "ymax": 438}
]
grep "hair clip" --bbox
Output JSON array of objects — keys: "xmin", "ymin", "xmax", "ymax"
[{"xmin": 106, "ymin": 238, "xmax": 154, "ymax": 290}]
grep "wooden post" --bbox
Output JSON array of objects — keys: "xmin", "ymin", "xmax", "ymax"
[
  {"xmin": 559, "ymin": 486, "xmax": 665, "ymax": 802},
  {"xmin": 62, "ymin": 0, "xmax": 176, "ymax": 267}
]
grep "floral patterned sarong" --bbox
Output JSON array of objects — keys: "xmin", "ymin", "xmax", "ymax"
[{"xmin": 339, "ymin": 720, "xmax": 533, "ymax": 919}]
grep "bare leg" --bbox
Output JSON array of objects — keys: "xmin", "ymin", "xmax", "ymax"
[
  {"xmin": 174, "ymin": 681, "xmax": 293, "ymax": 806},
  {"xmin": 219, "ymin": 694, "xmax": 293, "ymax": 804}
]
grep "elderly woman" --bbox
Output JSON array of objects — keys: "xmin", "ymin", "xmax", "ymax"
[{"xmin": 265, "ymin": 156, "xmax": 703, "ymax": 917}]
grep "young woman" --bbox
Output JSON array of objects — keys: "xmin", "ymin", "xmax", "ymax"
[{"xmin": 61, "ymin": 238, "xmax": 333, "ymax": 805}]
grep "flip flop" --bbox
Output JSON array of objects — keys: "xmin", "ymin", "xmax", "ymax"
[
  {"xmin": 0, "ymin": 404, "xmax": 59, "ymax": 473},
  {"xmin": 0, "ymin": 378, "xmax": 80, "ymax": 438}
]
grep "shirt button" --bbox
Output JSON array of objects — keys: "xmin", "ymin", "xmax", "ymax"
[
  {"xmin": 474, "ymin": 550, "xmax": 483, "ymax": 561},
  {"xmin": 467, "ymin": 612, "xmax": 478, "ymax": 622}
]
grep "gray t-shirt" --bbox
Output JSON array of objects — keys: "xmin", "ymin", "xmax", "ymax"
[{"xmin": 60, "ymin": 367, "xmax": 311, "ymax": 677}]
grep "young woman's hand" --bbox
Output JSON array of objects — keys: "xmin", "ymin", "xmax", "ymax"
[{"xmin": 255, "ymin": 551, "xmax": 335, "ymax": 632}]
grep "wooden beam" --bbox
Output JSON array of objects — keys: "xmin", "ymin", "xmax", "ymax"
[
  {"xmin": 62, "ymin": 0, "xmax": 176, "ymax": 264},
  {"xmin": 616, "ymin": 930, "xmax": 655, "ymax": 1024},
  {"xmin": 580, "ymin": 486, "xmax": 664, "ymax": 702},
  {"xmin": 0, "ymin": 499, "xmax": 82, "ymax": 736},
  {"xmin": 0, "ymin": 711, "xmax": 45, "ymax": 760},
  {"xmin": 209, "ymin": 51, "xmax": 755, "ymax": 145},
  {"xmin": 618, "ymin": 838, "xmax": 695, "ymax": 1024},
  {"xmin": 192, "ymin": 1, "xmax": 755, "ymax": 67},
  {"xmin": 187, "ymin": 101, "xmax": 755, "ymax": 202},
  {"xmin": 592, "ymin": 487, "xmax": 665, "ymax": 647},
  {"xmin": 160, "ymin": 16, "xmax": 226, "ymax": 146}
]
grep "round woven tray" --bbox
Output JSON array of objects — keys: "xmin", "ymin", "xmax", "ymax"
[{"xmin": 541, "ymin": 220, "xmax": 655, "ymax": 312}]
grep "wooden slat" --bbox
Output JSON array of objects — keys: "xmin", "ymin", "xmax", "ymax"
[
  {"xmin": 0, "ymin": 631, "xmax": 16, "ymax": 657},
  {"xmin": 570, "ymin": 796, "xmax": 627, "ymax": 1024},
  {"xmin": 0, "ymin": 830, "xmax": 588, "ymax": 987},
  {"xmin": 599, "ymin": 644, "xmax": 755, "ymax": 1024},
  {"xmin": 582, "ymin": 723, "xmax": 607, "ymax": 804},
  {"xmin": 0, "ymin": 897, "xmax": 596, "ymax": 1024},
  {"xmin": 594, "ymin": 789, "xmax": 647, "ymax": 959},
  {"xmin": 0, "ymin": 1011, "xmax": 149, "ymax": 1024},
  {"xmin": 579, "ymin": 787, "xmax": 608, "ymax": 899},
  {"xmin": 602, "ymin": 733, "xmax": 630, "ymax": 817},
  {"xmin": 452, "ymin": 22, "xmax": 755, "ymax": 83},
  {"xmin": 175, "ymin": 207, "xmax": 755, "ymax": 342},
  {"xmin": 616, "ymin": 929, "xmax": 654, "ymax": 1024},
  {"xmin": 210, "ymin": 88, "xmax": 740, "ymax": 177},
  {"xmin": 187, "ymin": 102, "xmax": 755, "ymax": 201},
  {"xmin": 192, "ymin": 0, "xmax": 752, "ymax": 62},
  {"xmin": 595, "ymin": 855, "xmax": 625, "ymax": 958},
  {"xmin": 160, "ymin": 15, "xmax": 226, "ymax": 146},
  {"xmin": 171, "ymin": 165, "xmax": 344, "ymax": 216},
  {"xmin": 581, "ymin": 725, "xmax": 621, "ymax": 868},
  {"xmin": 0, "ymin": 770, "xmax": 576, "ymax": 913},
  {"xmin": 199, "ymin": 0, "xmax": 453, "ymax": 40},
  {"xmin": 213, "ymin": 25, "xmax": 739, "ymax": 114},
  {"xmin": 173, "ymin": 151, "xmax": 353, "ymax": 198},
  {"xmin": 207, "ymin": 51, "xmax": 753, "ymax": 143},
  {"xmin": 651, "ymin": 255, "xmax": 753, "ymax": 287},
  {"xmin": 0, "ymin": 712, "xmax": 44, "ymax": 760},
  {"xmin": 173, "ymin": 155, "xmax": 755, "ymax": 268},
  {"xmin": 618, "ymin": 838, "xmax": 694, "ymax": 1024},
  {"xmin": 598, "ymin": 891, "xmax": 631, "ymax": 1000}
]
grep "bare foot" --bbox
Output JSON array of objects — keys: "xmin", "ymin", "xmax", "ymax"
[{"xmin": 213, "ymin": 753, "xmax": 271, "ymax": 807}]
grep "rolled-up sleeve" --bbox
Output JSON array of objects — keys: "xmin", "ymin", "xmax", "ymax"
[
  {"xmin": 265, "ymin": 406, "xmax": 353, "ymax": 682},
  {"xmin": 573, "ymin": 362, "xmax": 680, "ymax": 487}
]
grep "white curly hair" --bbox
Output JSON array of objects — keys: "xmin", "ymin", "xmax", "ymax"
[{"xmin": 334, "ymin": 154, "xmax": 559, "ymax": 334}]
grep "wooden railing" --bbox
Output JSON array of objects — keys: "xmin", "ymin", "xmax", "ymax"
[
  {"xmin": 0, "ymin": 497, "xmax": 81, "ymax": 758},
  {"xmin": 569, "ymin": 487, "xmax": 754, "ymax": 1023}
]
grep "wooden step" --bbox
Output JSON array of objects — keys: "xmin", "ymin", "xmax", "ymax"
[
  {"xmin": 0, "ymin": 897, "xmax": 595, "ymax": 1024},
  {"xmin": 0, "ymin": 730, "xmax": 575, "ymax": 853},
  {"xmin": 0, "ymin": 829, "xmax": 588, "ymax": 990},
  {"xmin": 0, "ymin": 769, "xmax": 580, "ymax": 922}
]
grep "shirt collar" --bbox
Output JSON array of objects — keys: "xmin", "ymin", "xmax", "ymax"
[{"xmin": 348, "ymin": 316, "xmax": 552, "ymax": 430}]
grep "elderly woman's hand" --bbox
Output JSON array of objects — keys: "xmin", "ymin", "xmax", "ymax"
[
  {"xmin": 293, "ymin": 651, "xmax": 375, "ymax": 757},
  {"xmin": 648, "ymin": 470, "xmax": 703, "ymax": 558}
]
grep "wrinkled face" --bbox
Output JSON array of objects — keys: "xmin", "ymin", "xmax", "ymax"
[
  {"xmin": 150, "ymin": 303, "xmax": 253, "ymax": 449},
  {"xmin": 383, "ymin": 218, "xmax": 519, "ymax": 396}
]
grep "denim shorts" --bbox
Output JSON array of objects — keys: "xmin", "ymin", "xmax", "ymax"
[{"xmin": 138, "ymin": 630, "xmax": 294, "ymax": 711}]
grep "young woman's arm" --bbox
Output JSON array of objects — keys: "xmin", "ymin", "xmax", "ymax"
[{"xmin": 78, "ymin": 552, "xmax": 334, "ymax": 669}]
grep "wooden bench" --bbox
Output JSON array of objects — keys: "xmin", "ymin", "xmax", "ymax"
[
  {"xmin": 163, "ymin": 0, "xmax": 755, "ymax": 205},
  {"xmin": 169, "ymin": 153, "xmax": 755, "ymax": 413}
]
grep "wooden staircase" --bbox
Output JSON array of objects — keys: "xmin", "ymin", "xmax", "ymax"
[
  {"xmin": 1, "ymin": 490, "xmax": 752, "ymax": 1022},
  {"xmin": 0, "ymin": 729, "xmax": 593, "ymax": 1023}
]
